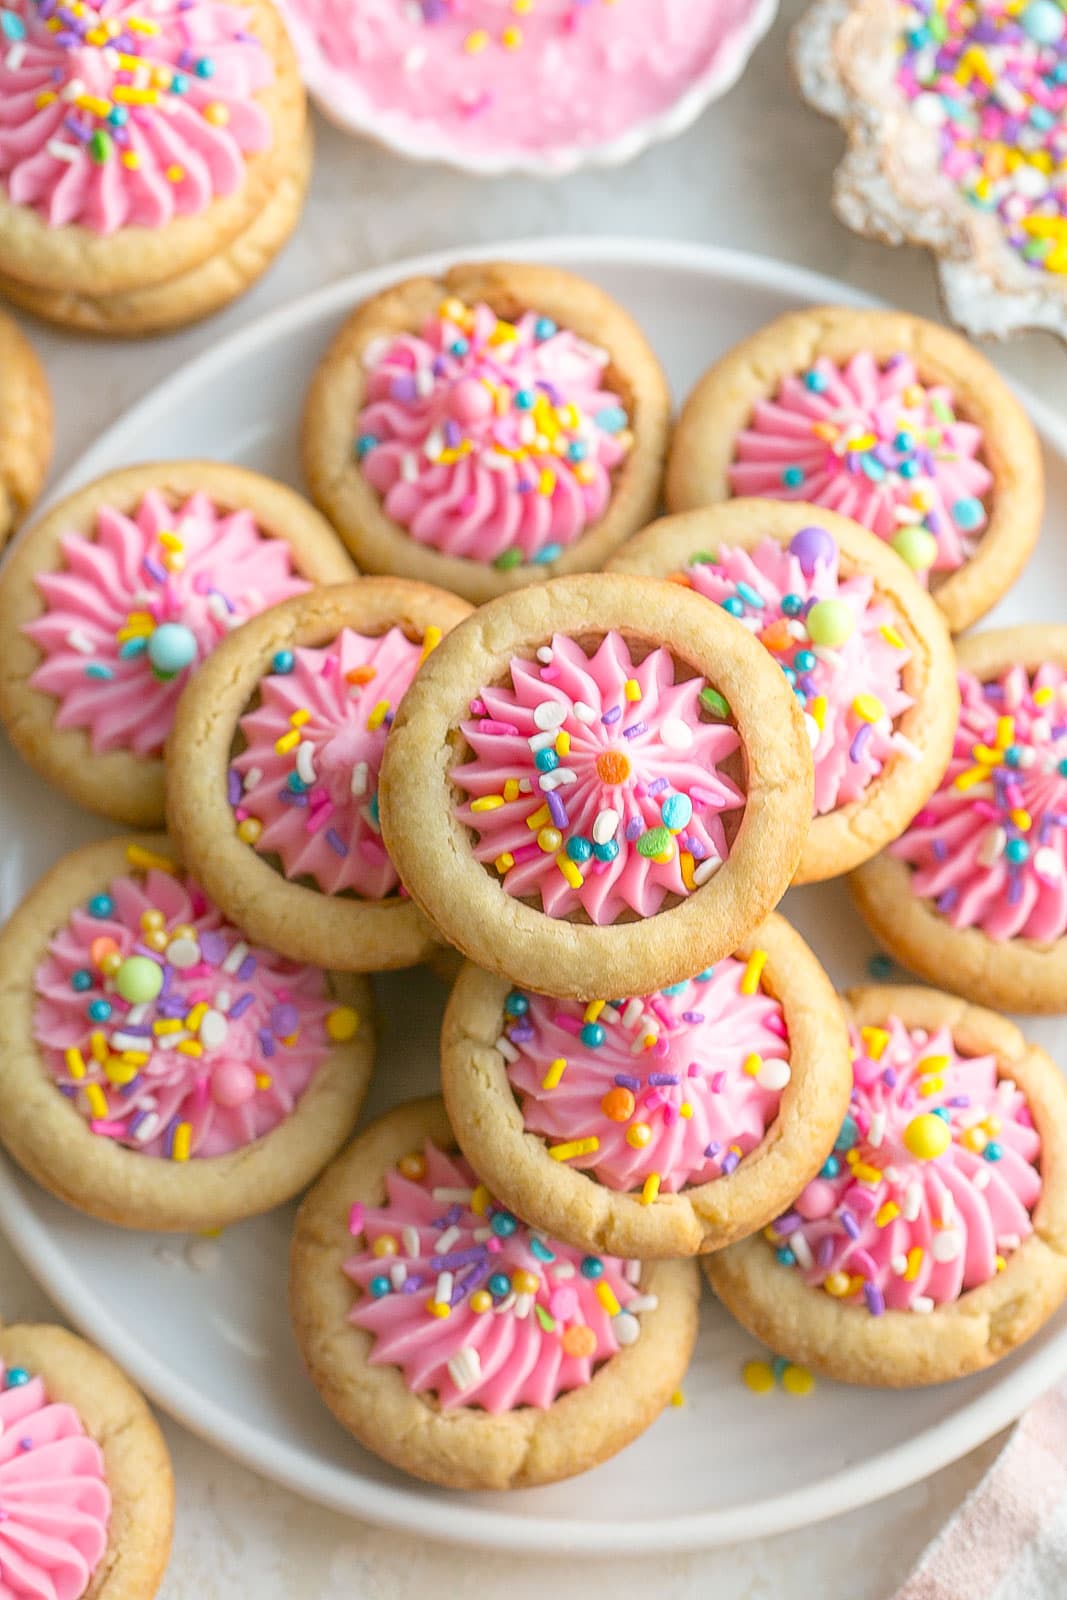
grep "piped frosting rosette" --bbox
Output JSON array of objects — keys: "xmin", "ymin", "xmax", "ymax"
[
  {"xmin": 289, "ymin": 1097, "xmax": 702, "ymax": 1489},
  {"xmin": 705, "ymin": 987, "xmax": 1067, "ymax": 1385},
  {"xmin": 852, "ymin": 627, "xmax": 1067, "ymax": 1014}
]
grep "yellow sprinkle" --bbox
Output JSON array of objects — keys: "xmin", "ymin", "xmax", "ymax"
[
  {"xmin": 366, "ymin": 700, "xmax": 390, "ymax": 731},
  {"xmin": 972, "ymin": 744, "xmax": 1003, "ymax": 766},
  {"xmin": 847, "ymin": 432, "xmax": 878, "ymax": 452},
  {"xmin": 471, "ymin": 795, "xmax": 506, "ymax": 812},
  {"xmin": 961, "ymin": 1126, "xmax": 988, "ymax": 1154},
  {"xmin": 810, "ymin": 695, "xmax": 827, "ymax": 731},
  {"xmin": 75, "ymin": 93, "xmax": 111, "ymax": 116},
  {"xmin": 879, "ymin": 624, "xmax": 906, "ymax": 649},
  {"xmin": 64, "ymin": 1048, "xmax": 87, "ymax": 1081},
  {"xmin": 288, "ymin": 708, "xmax": 310, "ymax": 728},
  {"xmin": 781, "ymin": 1364, "xmax": 815, "ymax": 1397},
  {"xmin": 419, "ymin": 625, "xmax": 442, "ymax": 663},
  {"xmin": 85, "ymin": 1084, "xmax": 109, "ymax": 1120},
  {"xmin": 89, "ymin": 1032, "xmax": 108, "ymax": 1064},
  {"xmin": 177, "ymin": 1041, "xmax": 203, "ymax": 1058},
  {"xmin": 740, "ymin": 950, "xmax": 767, "ymax": 995},
  {"xmin": 154, "ymin": 1019, "xmax": 183, "ymax": 1036},
  {"xmin": 126, "ymin": 844, "xmax": 176, "ymax": 875},
  {"xmin": 876, "ymin": 1201, "xmax": 900, "ymax": 1227},
  {"xmin": 679, "ymin": 851, "xmax": 696, "ymax": 891},
  {"xmin": 852, "ymin": 1162, "xmax": 883, "ymax": 1184},
  {"xmin": 852, "ymin": 693, "xmax": 885, "ymax": 724},
  {"xmin": 624, "ymin": 678, "xmax": 642, "ymax": 702},
  {"xmin": 743, "ymin": 1053, "xmax": 762, "ymax": 1077},
  {"xmin": 904, "ymin": 1247, "xmax": 924, "ymax": 1281},
  {"xmin": 274, "ymin": 729, "xmax": 300, "ymax": 754},
  {"xmin": 538, "ymin": 468, "xmax": 556, "ymax": 497},
  {"xmin": 861, "ymin": 1026, "xmax": 890, "ymax": 1061},
  {"xmin": 954, "ymin": 766, "xmax": 989, "ymax": 791},
  {"xmin": 254, "ymin": 1073, "xmax": 272, "ymax": 1090},
  {"xmin": 501, "ymin": 23, "xmax": 522, "ymax": 46},
  {"xmin": 203, "ymin": 101, "xmax": 229, "ymax": 126},
  {"xmin": 104, "ymin": 1057, "xmax": 137, "ymax": 1086},
  {"xmin": 1010, "ymin": 808, "xmax": 1032, "ymax": 832},
  {"xmin": 743, "ymin": 1360, "xmax": 775, "ymax": 1394},
  {"xmin": 1034, "ymin": 685, "xmax": 1055, "ymax": 707},
  {"xmin": 126, "ymin": 14, "xmax": 159, "ymax": 30},
  {"xmin": 185, "ymin": 1003, "xmax": 208, "ymax": 1033},
  {"xmin": 556, "ymin": 851, "xmax": 583, "ymax": 887},
  {"xmin": 165, "ymin": 163, "xmax": 185, "ymax": 184},
  {"xmin": 554, "ymin": 731, "xmax": 570, "ymax": 758},
  {"xmin": 595, "ymin": 1281, "xmax": 621, "ymax": 1316},
  {"xmin": 670, "ymin": 1390, "xmax": 685, "ymax": 1407},
  {"xmin": 640, "ymin": 1173, "xmax": 661, "ymax": 1206},
  {"xmin": 426, "ymin": 1299, "xmax": 451, "ymax": 1318},
  {"xmin": 494, "ymin": 853, "xmax": 514, "ymax": 875},
  {"xmin": 489, "ymin": 320, "xmax": 518, "ymax": 345},
  {"xmin": 548, "ymin": 1137, "xmax": 599, "ymax": 1162},
  {"xmin": 996, "ymin": 716, "xmax": 1016, "ymax": 749},
  {"xmin": 995, "ymin": 1254, "xmax": 1007, "ymax": 1273},
  {"xmin": 112, "ymin": 85, "xmax": 157, "ymax": 104},
  {"xmin": 471, "ymin": 1184, "xmax": 490, "ymax": 1216},
  {"xmin": 156, "ymin": 530, "xmax": 184, "ymax": 552},
  {"xmin": 526, "ymin": 804, "xmax": 551, "ymax": 830},
  {"xmin": 845, "ymin": 1149, "xmax": 859, "ymax": 1166},
  {"xmin": 503, "ymin": 779, "xmax": 520, "ymax": 802},
  {"xmin": 542, "ymin": 1057, "xmax": 567, "ymax": 1090},
  {"xmin": 35, "ymin": 91, "xmax": 57, "ymax": 108}
]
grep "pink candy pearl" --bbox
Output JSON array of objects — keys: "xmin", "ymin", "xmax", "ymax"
[
  {"xmin": 212, "ymin": 1061, "xmax": 257, "ymax": 1107},
  {"xmin": 447, "ymin": 378, "xmax": 492, "ymax": 424},
  {"xmin": 795, "ymin": 1178, "xmax": 838, "ymax": 1221},
  {"xmin": 549, "ymin": 1286, "xmax": 579, "ymax": 1320}
]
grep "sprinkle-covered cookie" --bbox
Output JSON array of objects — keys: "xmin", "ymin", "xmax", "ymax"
[
  {"xmin": 794, "ymin": 0, "xmax": 1067, "ymax": 343},
  {"xmin": 666, "ymin": 307, "xmax": 1043, "ymax": 633},
  {"xmin": 379, "ymin": 573, "xmax": 814, "ymax": 1000},
  {"xmin": 609, "ymin": 500, "xmax": 958, "ymax": 881},
  {"xmin": 0, "ymin": 462, "xmax": 353, "ymax": 826},
  {"xmin": 290, "ymin": 1096, "xmax": 701, "ymax": 1489},
  {"xmin": 441, "ymin": 914, "xmax": 851, "ymax": 1258},
  {"xmin": 853, "ymin": 625, "xmax": 1067, "ymax": 1012},
  {"xmin": 0, "ymin": 308, "xmax": 51, "ymax": 551},
  {"xmin": 706, "ymin": 986, "xmax": 1067, "ymax": 1385},
  {"xmin": 303, "ymin": 261, "xmax": 670, "ymax": 603},
  {"xmin": 167, "ymin": 578, "xmax": 473, "ymax": 971},
  {"xmin": 0, "ymin": 1323, "xmax": 173, "ymax": 1600},
  {"xmin": 0, "ymin": 835, "xmax": 375, "ymax": 1231}
]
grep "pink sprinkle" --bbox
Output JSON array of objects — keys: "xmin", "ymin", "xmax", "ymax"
[
  {"xmin": 479, "ymin": 719, "xmax": 521, "ymax": 737},
  {"xmin": 469, "ymin": 699, "xmax": 487, "ymax": 716},
  {"xmin": 653, "ymin": 1037, "xmax": 670, "ymax": 1059},
  {"xmin": 1019, "ymin": 1107, "xmax": 1035, "ymax": 1128},
  {"xmin": 89, "ymin": 1119, "xmax": 127, "ymax": 1137},
  {"xmin": 710, "ymin": 1071, "xmax": 726, "ymax": 1093},
  {"xmin": 633, "ymin": 782, "xmax": 648, "ymax": 799},
  {"xmin": 187, "ymin": 987, "xmax": 210, "ymax": 1004},
  {"xmin": 662, "ymin": 1104, "xmax": 677, "ymax": 1127},
  {"xmin": 486, "ymin": 1236, "xmax": 503, "ymax": 1253},
  {"xmin": 644, "ymin": 1090, "xmax": 665, "ymax": 1112},
  {"xmin": 191, "ymin": 890, "xmax": 209, "ymax": 916},
  {"xmin": 689, "ymin": 786, "xmax": 718, "ymax": 807},
  {"xmin": 307, "ymin": 801, "xmax": 335, "ymax": 835},
  {"xmin": 649, "ymin": 998, "xmax": 673, "ymax": 1027},
  {"xmin": 348, "ymin": 1202, "xmax": 365, "ymax": 1236},
  {"xmin": 510, "ymin": 843, "xmax": 540, "ymax": 865},
  {"xmin": 359, "ymin": 839, "xmax": 389, "ymax": 864},
  {"xmin": 309, "ymin": 786, "xmax": 329, "ymax": 808},
  {"xmin": 549, "ymin": 1285, "xmax": 578, "ymax": 1320},
  {"xmin": 849, "ymin": 1188, "xmax": 878, "ymax": 1219},
  {"xmin": 553, "ymin": 1014, "xmax": 582, "ymax": 1035},
  {"xmin": 322, "ymin": 656, "xmax": 337, "ymax": 677},
  {"xmin": 688, "ymin": 1062, "xmax": 701, "ymax": 1079},
  {"xmin": 766, "ymin": 1014, "xmax": 788, "ymax": 1038},
  {"xmin": 192, "ymin": 1075, "xmax": 210, "ymax": 1114}
]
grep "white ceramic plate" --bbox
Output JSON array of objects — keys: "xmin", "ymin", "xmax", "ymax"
[
  {"xmin": 277, "ymin": 0, "xmax": 778, "ymax": 177},
  {"xmin": 2, "ymin": 239, "xmax": 1066, "ymax": 1555}
]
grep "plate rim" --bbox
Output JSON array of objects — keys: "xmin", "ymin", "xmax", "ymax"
[{"xmin": 5, "ymin": 235, "xmax": 1067, "ymax": 1554}]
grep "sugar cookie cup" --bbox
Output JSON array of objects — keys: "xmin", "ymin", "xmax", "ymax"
[
  {"xmin": 0, "ymin": 309, "xmax": 52, "ymax": 549},
  {"xmin": 379, "ymin": 573, "xmax": 814, "ymax": 1002},
  {"xmin": 706, "ymin": 985, "xmax": 1067, "ymax": 1386},
  {"xmin": 440, "ymin": 914, "xmax": 852, "ymax": 1259},
  {"xmin": 852, "ymin": 626, "xmax": 1067, "ymax": 1013},
  {"xmin": 0, "ymin": 1323, "xmax": 174, "ymax": 1600},
  {"xmin": 289, "ymin": 1096, "xmax": 701, "ymax": 1491},
  {"xmin": 608, "ymin": 500, "xmax": 959, "ymax": 883},
  {"xmin": 167, "ymin": 578, "xmax": 472, "ymax": 972},
  {"xmin": 665, "ymin": 307, "xmax": 1043, "ymax": 634},
  {"xmin": 302, "ymin": 261, "xmax": 671, "ymax": 605},
  {"xmin": 0, "ymin": 461, "xmax": 354, "ymax": 828},
  {"xmin": 0, "ymin": 835, "xmax": 376, "ymax": 1232}
]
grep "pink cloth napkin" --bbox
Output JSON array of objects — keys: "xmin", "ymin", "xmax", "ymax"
[{"xmin": 891, "ymin": 1387, "xmax": 1067, "ymax": 1598}]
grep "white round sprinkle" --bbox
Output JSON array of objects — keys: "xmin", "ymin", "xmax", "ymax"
[
  {"xmin": 931, "ymin": 1230, "xmax": 961, "ymax": 1263},
  {"xmin": 199, "ymin": 1010, "xmax": 228, "ymax": 1050},
  {"xmin": 660, "ymin": 718, "xmax": 694, "ymax": 751},
  {"xmin": 592, "ymin": 809, "xmax": 620, "ymax": 844},
  {"xmin": 911, "ymin": 91, "xmax": 946, "ymax": 126},
  {"xmin": 536, "ymin": 646, "xmax": 554, "ymax": 664},
  {"xmin": 613, "ymin": 1311, "xmax": 641, "ymax": 1346},
  {"xmin": 1034, "ymin": 846, "xmax": 1061, "ymax": 880},
  {"xmin": 166, "ymin": 937, "xmax": 200, "ymax": 970},
  {"xmin": 533, "ymin": 700, "xmax": 567, "ymax": 730},
  {"xmin": 757, "ymin": 1060, "xmax": 792, "ymax": 1092}
]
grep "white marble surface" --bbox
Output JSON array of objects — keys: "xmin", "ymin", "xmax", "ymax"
[{"xmin": 4, "ymin": 0, "xmax": 1064, "ymax": 1591}]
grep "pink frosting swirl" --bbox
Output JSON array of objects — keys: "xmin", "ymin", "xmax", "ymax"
[
  {"xmin": 232, "ymin": 625, "xmax": 431, "ymax": 898},
  {"xmin": 32, "ymin": 862, "xmax": 349, "ymax": 1159},
  {"xmin": 681, "ymin": 528, "xmax": 913, "ymax": 814},
  {"xmin": 25, "ymin": 490, "xmax": 309, "ymax": 760},
  {"xmin": 0, "ymin": 0, "xmax": 273, "ymax": 236},
  {"xmin": 346, "ymin": 1141, "xmax": 650, "ymax": 1413},
  {"xmin": 728, "ymin": 353, "xmax": 992, "ymax": 577},
  {"xmin": 769, "ymin": 1017, "xmax": 1040, "ymax": 1314},
  {"xmin": 892, "ymin": 662, "xmax": 1067, "ymax": 942},
  {"xmin": 452, "ymin": 631, "xmax": 744, "ymax": 925},
  {"xmin": 501, "ymin": 954, "xmax": 789, "ymax": 1193},
  {"xmin": 356, "ymin": 299, "xmax": 631, "ymax": 566},
  {"xmin": 0, "ymin": 1361, "xmax": 109, "ymax": 1600}
]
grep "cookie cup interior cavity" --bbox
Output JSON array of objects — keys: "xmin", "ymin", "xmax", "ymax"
[
  {"xmin": 0, "ymin": 310, "xmax": 52, "ymax": 547},
  {"xmin": 301, "ymin": 260, "xmax": 671, "ymax": 605},
  {"xmin": 0, "ymin": 460, "xmax": 354, "ymax": 828},
  {"xmin": 440, "ymin": 913, "xmax": 852, "ymax": 1259},
  {"xmin": 0, "ymin": 1322, "xmax": 174, "ymax": 1600},
  {"xmin": 167, "ymin": 578, "xmax": 472, "ymax": 971},
  {"xmin": 665, "ymin": 307, "xmax": 1043, "ymax": 634},
  {"xmin": 378, "ymin": 572, "xmax": 815, "ymax": 1001},
  {"xmin": 0, "ymin": 0, "xmax": 305, "ymax": 299},
  {"xmin": 0, "ymin": 835, "xmax": 376, "ymax": 1232},
  {"xmin": 851, "ymin": 625, "xmax": 1067, "ymax": 1013},
  {"xmin": 705, "ymin": 985, "xmax": 1067, "ymax": 1386},
  {"xmin": 289, "ymin": 1095, "xmax": 701, "ymax": 1491},
  {"xmin": 608, "ymin": 499, "xmax": 959, "ymax": 883}
]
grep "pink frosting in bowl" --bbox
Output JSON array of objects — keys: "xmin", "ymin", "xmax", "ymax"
[
  {"xmin": 25, "ymin": 489, "xmax": 310, "ymax": 760},
  {"xmin": 768, "ymin": 1016, "xmax": 1041, "ymax": 1315},
  {"xmin": 452, "ymin": 630, "xmax": 745, "ymax": 926},
  {"xmin": 893, "ymin": 661, "xmax": 1067, "ymax": 943},
  {"xmin": 356, "ymin": 297, "xmax": 632, "ymax": 568},
  {"xmin": 345, "ymin": 1140, "xmax": 652, "ymax": 1413},
  {"xmin": 728, "ymin": 353, "xmax": 992, "ymax": 579},
  {"xmin": 32, "ymin": 863, "xmax": 349, "ymax": 1159},
  {"xmin": 501, "ymin": 956, "xmax": 789, "ymax": 1194},
  {"xmin": 0, "ymin": 1361, "xmax": 110, "ymax": 1600},
  {"xmin": 0, "ymin": 0, "xmax": 274, "ymax": 236},
  {"xmin": 679, "ymin": 526, "xmax": 914, "ymax": 816}
]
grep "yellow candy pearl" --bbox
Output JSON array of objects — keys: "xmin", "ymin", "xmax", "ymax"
[
  {"xmin": 326, "ymin": 1006, "xmax": 360, "ymax": 1043},
  {"xmin": 511, "ymin": 1269, "xmax": 539, "ymax": 1295},
  {"xmin": 470, "ymin": 1290, "xmax": 492, "ymax": 1314},
  {"xmin": 903, "ymin": 1113, "xmax": 952, "ymax": 1161},
  {"xmin": 371, "ymin": 1235, "xmax": 398, "ymax": 1258}
]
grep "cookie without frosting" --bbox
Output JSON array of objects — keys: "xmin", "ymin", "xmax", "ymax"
[
  {"xmin": 706, "ymin": 985, "xmax": 1067, "ymax": 1386},
  {"xmin": 0, "ymin": 308, "xmax": 51, "ymax": 548},
  {"xmin": 289, "ymin": 1096, "xmax": 701, "ymax": 1490}
]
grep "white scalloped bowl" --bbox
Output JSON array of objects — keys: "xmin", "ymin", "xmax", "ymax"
[{"xmin": 278, "ymin": 0, "xmax": 779, "ymax": 178}]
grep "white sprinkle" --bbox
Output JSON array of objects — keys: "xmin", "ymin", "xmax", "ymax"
[
  {"xmin": 436, "ymin": 1226, "xmax": 460, "ymax": 1256},
  {"xmin": 296, "ymin": 741, "xmax": 317, "ymax": 786},
  {"xmin": 110, "ymin": 1030, "xmax": 150, "ymax": 1053},
  {"xmin": 572, "ymin": 701, "xmax": 597, "ymax": 724},
  {"xmin": 423, "ymin": 428, "xmax": 444, "ymax": 462},
  {"xmin": 660, "ymin": 718, "xmax": 694, "ymax": 751},
  {"xmin": 402, "ymin": 1226, "xmax": 420, "ymax": 1258},
  {"xmin": 601, "ymin": 1004, "xmax": 621, "ymax": 1026},
  {"xmin": 447, "ymin": 1347, "xmax": 482, "ymax": 1392},
  {"xmin": 931, "ymin": 1230, "xmax": 961, "ymax": 1263},
  {"xmin": 890, "ymin": 733, "xmax": 922, "ymax": 762},
  {"xmin": 207, "ymin": 593, "xmax": 230, "ymax": 625},
  {"xmin": 912, "ymin": 1295, "xmax": 935, "ymax": 1314},
  {"xmin": 883, "ymin": 1165, "xmax": 900, "ymax": 1185},
  {"xmin": 757, "ymin": 1060, "xmax": 791, "ymax": 1092},
  {"xmin": 593, "ymin": 809, "xmax": 620, "ymax": 845},
  {"xmin": 389, "ymin": 1262, "xmax": 408, "ymax": 1288},
  {"xmin": 5, "ymin": 41, "xmax": 25, "ymax": 68},
  {"xmin": 903, "ymin": 1181, "xmax": 922, "ymax": 1222},
  {"xmin": 940, "ymin": 1189, "xmax": 956, "ymax": 1227},
  {"xmin": 977, "ymin": 826, "xmax": 1006, "ymax": 868},
  {"xmin": 493, "ymin": 1292, "xmax": 517, "ymax": 1315},
  {"xmin": 868, "ymin": 1111, "xmax": 887, "ymax": 1149},
  {"xmin": 243, "ymin": 766, "xmax": 263, "ymax": 792},
  {"xmin": 1033, "ymin": 717, "xmax": 1052, "ymax": 745},
  {"xmin": 473, "ymin": 1228, "xmax": 492, "ymax": 1243},
  {"xmin": 998, "ymin": 1078, "xmax": 1018, "ymax": 1100},
  {"xmin": 553, "ymin": 1261, "xmax": 577, "ymax": 1280},
  {"xmin": 431, "ymin": 1187, "xmax": 473, "ymax": 1203},
  {"xmin": 166, "ymin": 937, "xmax": 200, "ymax": 970},
  {"xmin": 997, "ymin": 1233, "xmax": 1021, "ymax": 1252},
  {"xmin": 805, "ymin": 715, "xmax": 822, "ymax": 750},
  {"xmin": 61, "ymin": 76, "xmax": 85, "ymax": 101},
  {"xmin": 622, "ymin": 998, "xmax": 644, "ymax": 1029},
  {"xmin": 199, "ymin": 1010, "xmax": 228, "ymax": 1050},
  {"xmin": 519, "ymin": 778, "xmax": 533, "ymax": 793},
  {"xmin": 790, "ymin": 1232, "xmax": 814, "ymax": 1271},
  {"xmin": 414, "ymin": 366, "xmax": 434, "ymax": 398},
  {"xmin": 631, "ymin": 1025, "xmax": 658, "ymax": 1054},
  {"xmin": 626, "ymin": 1293, "xmax": 658, "ymax": 1313},
  {"xmin": 404, "ymin": 42, "xmax": 428, "ymax": 72},
  {"xmin": 434, "ymin": 1271, "xmax": 454, "ymax": 1305},
  {"xmin": 156, "ymin": 1032, "xmax": 190, "ymax": 1052},
  {"xmin": 126, "ymin": 1005, "xmax": 150, "ymax": 1026},
  {"xmin": 813, "ymin": 646, "xmax": 845, "ymax": 670},
  {"xmin": 911, "ymin": 90, "xmax": 947, "ymax": 126},
  {"xmin": 362, "ymin": 336, "xmax": 391, "ymax": 369},
  {"xmin": 1034, "ymin": 846, "xmax": 1062, "ymax": 881},
  {"xmin": 350, "ymin": 761, "xmax": 369, "ymax": 798},
  {"xmin": 131, "ymin": 1112, "xmax": 160, "ymax": 1144},
  {"xmin": 401, "ymin": 452, "xmax": 419, "ymax": 484},
  {"xmin": 533, "ymin": 699, "xmax": 567, "ymax": 731},
  {"xmin": 972, "ymin": 1166, "xmax": 991, "ymax": 1191},
  {"xmin": 65, "ymin": 628, "xmax": 95, "ymax": 656},
  {"xmin": 891, "ymin": 1254, "xmax": 909, "ymax": 1276},
  {"xmin": 527, "ymin": 728, "xmax": 557, "ymax": 752},
  {"xmin": 222, "ymin": 941, "xmax": 249, "ymax": 975},
  {"xmin": 693, "ymin": 854, "xmax": 723, "ymax": 887},
  {"xmin": 513, "ymin": 1292, "xmax": 533, "ymax": 1320},
  {"xmin": 613, "ymin": 1311, "xmax": 641, "ymax": 1346},
  {"xmin": 539, "ymin": 768, "xmax": 576, "ymax": 790},
  {"xmin": 495, "ymin": 1034, "xmax": 519, "ymax": 1062},
  {"xmin": 536, "ymin": 646, "xmax": 554, "ymax": 664},
  {"xmin": 47, "ymin": 139, "xmax": 81, "ymax": 163}
]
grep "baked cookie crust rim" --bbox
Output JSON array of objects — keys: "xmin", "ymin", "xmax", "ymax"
[
  {"xmin": 289, "ymin": 1095, "xmax": 701, "ymax": 1491},
  {"xmin": 705, "ymin": 985, "xmax": 1067, "ymax": 1386},
  {"xmin": 0, "ymin": 835, "xmax": 376, "ymax": 1232},
  {"xmin": 0, "ymin": 309, "xmax": 52, "ymax": 548},
  {"xmin": 302, "ymin": 260, "xmax": 672, "ymax": 606}
]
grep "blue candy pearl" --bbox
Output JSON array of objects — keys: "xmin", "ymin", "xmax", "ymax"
[
  {"xmin": 781, "ymin": 593, "xmax": 804, "ymax": 618},
  {"xmin": 534, "ymin": 749, "xmax": 559, "ymax": 773},
  {"xmin": 776, "ymin": 1247, "xmax": 796, "ymax": 1266},
  {"xmin": 488, "ymin": 1273, "xmax": 511, "ymax": 1298},
  {"xmin": 803, "ymin": 369, "xmax": 827, "ymax": 393},
  {"xmin": 1004, "ymin": 746, "xmax": 1024, "ymax": 769},
  {"xmin": 1006, "ymin": 838, "xmax": 1030, "ymax": 864},
  {"xmin": 514, "ymin": 389, "xmax": 534, "ymax": 410},
  {"xmin": 984, "ymin": 1141, "xmax": 1004, "ymax": 1162},
  {"xmin": 3, "ymin": 1367, "xmax": 30, "ymax": 1390},
  {"xmin": 491, "ymin": 1212, "xmax": 517, "ymax": 1238},
  {"xmin": 272, "ymin": 649, "xmax": 295, "ymax": 675},
  {"xmin": 696, "ymin": 968, "xmax": 715, "ymax": 982},
  {"xmin": 287, "ymin": 772, "xmax": 307, "ymax": 793},
  {"xmin": 88, "ymin": 895, "xmax": 114, "ymax": 919},
  {"xmin": 580, "ymin": 1023, "xmax": 605, "ymax": 1049},
  {"xmin": 820, "ymin": 1155, "xmax": 841, "ymax": 1179},
  {"xmin": 566, "ymin": 836, "xmax": 593, "ymax": 864},
  {"xmin": 194, "ymin": 55, "xmax": 215, "ymax": 76},
  {"xmin": 782, "ymin": 466, "xmax": 805, "ymax": 488},
  {"xmin": 952, "ymin": 496, "xmax": 985, "ymax": 531},
  {"xmin": 933, "ymin": 1106, "xmax": 951, "ymax": 1122},
  {"xmin": 170, "ymin": 72, "xmax": 188, "ymax": 93},
  {"xmin": 1059, "ymin": 758, "xmax": 1067, "ymax": 778},
  {"xmin": 355, "ymin": 433, "xmax": 378, "ymax": 460},
  {"xmin": 450, "ymin": 338, "xmax": 469, "ymax": 357},
  {"xmin": 534, "ymin": 318, "xmax": 557, "ymax": 341},
  {"xmin": 593, "ymin": 839, "xmax": 620, "ymax": 863},
  {"xmin": 722, "ymin": 596, "xmax": 745, "ymax": 617},
  {"xmin": 868, "ymin": 953, "xmax": 894, "ymax": 980},
  {"xmin": 567, "ymin": 441, "xmax": 588, "ymax": 462},
  {"xmin": 71, "ymin": 970, "xmax": 93, "ymax": 993},
  {"xmin": 580, "ymin": 1256, "xmax": 604, "ymax": 1279},
  {"xmin": 148, "ymin": 622, "xmax": 198, "ymax": 680},
  {"xmin": 898, "ymin": 459, "xmax": 920, "ymax": 479},
  {"xmin": 781, "ymin": 665, "xmax": 797, "ymax": 686},
  {"xmin": 834, "ymin": 1115, "xmax": 859, "ymax": 1152},
  {"xmin": 108, "ymin": 105, "xmax": 128, "ymax": 127},
  {"xmin": 504, "ymin": 993, "xmax": 529, "ymax": 1017},
  {"xmin": 88, "ymin": 999, "xmax": 112, "ymax": 1023},
  {"xmin": 794, "ymin": 650, "xmax": 817, "ymax": 673},
  {"xmin": 595, "ymin": 406, "xmax": 627, "ymax": 434},
  {"xmin": 369, "ymin": 1276, "xmax": 391, "ymax": 1297}
]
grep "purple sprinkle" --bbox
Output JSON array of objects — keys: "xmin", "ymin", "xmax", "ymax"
[
  {"xmin": 721, "ymin": 1150, "xmax": 740, "ymax": 1175},
  {"xmin": 229, "ymin": 993, "xmax": 254, "ymax": 1021},
  {"xmin": 430, "ymin": 1247, "xmax": 487, "ymax": 1271},
  {"xmin": 199, "ymin": 930, "xmax": 227, "ymax": 966},
  {"xmin": 326, "ymin": 828, "xmax": 349, "ymax": 857},
  {"xmin": 508, "ymin": 1023, "xmax": 535, "ymax": 1044},
  {"xmin": 839, "ymin": 1208, "xmax": 861, "ymax": 1240},
  {"xmin": 443, "ymin": 420, "xmax": 461, "ymax": 449},
  {"xmin": 546, "ymin": 790, "xmax": 569, "ymax": 829},
  {"xmin": 257, "ymin": 1030, "xmax": 275, "ymax": 1058},
  {"xmin": 649, "ymin": 1073, "xmax": 679, "ymax": 1087},
  {"xmin": 237, "ymin": 956, "xmax": 257, "ymax": 982},
  {"xmin": 614, "ymin": 1074, "xmax": 641, "ymax": 1090},
  {"xmin": 156, "ymin": 997, "xmax": 186, "ymax": 1019},
  {"xmin": 932, "ymin": 839, "xmax": 949, "ymax": 861},
  {"xmin": 864, "ymin": 1282, "xmax": 885, "ymax": 1317},
  {"xmin": 624, "ymin": 817, "xmax": 642, "ymax": 842},
  {"xmin": 937, "ymin": 887, "xmax": 960, "ymax": 913},
  {"xmin": 817, "ymin": 1235, "xmax": 835, "ymax": 1269},
  {"xmin": 682, "ymin": 1011, "xmax": 704, "ymax": 1024},
  {"xmin": 270, "ymin": 1003, "xmax": 299, "ymax": 1037},
  {"xmin": 390, "ymin": 374, "xmax": 418, "ymax": 402},
  {"xmin": 622, "ymin": 721, "xmax": 647, "ymax": 740},
  {"xmin": 400, "ymin": 1276, "xmax": 426, "ymax": 1294},
  {"xmin": 18, "ymin": 1439, "xmax": 32, "ymax": 1452},
  {"xmin": 647, "ymin": 777, "xmax": 669, "ymax": 796},
  {"xmin": 278, "ymin": 789, "xmax": 309, "ymax": 807},
  {"xmin": 882, "ymin": 1067, "xmax": 897, "ymax": 1088},
  {"xmin": 58, "ymin": 1084, "xmax": 77, "ymax": 1099},
  {"xmin": 142, "ymin": 556, "xmax": 168, "ymax": 584},
  {"xmin": 433, "ymin": 1205, "xmax": 463, "ymax": 1230},
  {"xmin": 704, "ymin": 1141, "xmax": 722, "ymax": 1159},
  {"xmin": 946, "ymin": 1094, "xmax": 970, "ymax": 1108},
  {"xmin": 1008, "ymin": 873, "xmax": 1024, "ymax": 906},
  {"xmin": 774, "ymin": 1212, "xmax": 803, "ymax": 1236},
  {"xmin": 850, "ymin": 724, "xmax": 873, "ymax": 763},
  {"xmin": 601, "ymin": 705, "xmax": 622, "ymax": 726}
]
